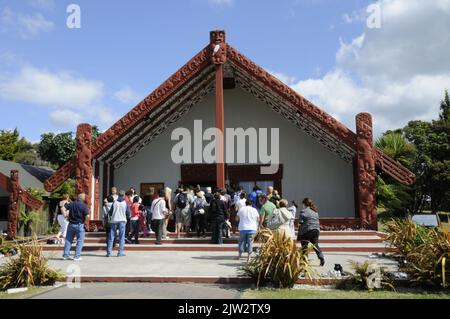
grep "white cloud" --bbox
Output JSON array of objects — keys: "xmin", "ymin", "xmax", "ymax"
[
  {"xmin": 0, "ymin": 7, "xmax": 54, "ymax": 38},
  {"xmin": 0, "ymin": 65, "xmax": 118, "ymax": 129},
  {"xmin": 113, "ymin": 86, "xmax": 140, "ymax": 104},
  {"xmin": 0, "ymin": 66, "xmax": 104, "ymax": 108},
  {"xmin": 281, "ymin": 0, "xmax": 450, "ymax": 136},
  {"xmin": 49, "ymin": 109, "xmax": 83, "ymax": 127}
]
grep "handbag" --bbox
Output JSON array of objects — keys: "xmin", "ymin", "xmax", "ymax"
[{"xmin": 267, "ymin": 208, "xmax": 290, "ymax": 230}]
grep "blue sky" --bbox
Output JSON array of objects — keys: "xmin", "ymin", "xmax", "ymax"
[{"xmin": 1, "ymin": 0, "xmax": 449, "ymax": 141}]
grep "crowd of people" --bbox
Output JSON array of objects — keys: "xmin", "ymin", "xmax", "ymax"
[{"xmin": 56, "ymin": 184, "xmax": 325, "ymax": 266}]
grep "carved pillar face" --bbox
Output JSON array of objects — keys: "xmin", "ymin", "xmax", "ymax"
[
  {"xmin": 7, "ymin": 170, "xmax": 20, "ymax": 240},
  {"xmin": 210, "ymin": 30, "xmax": 227, "ymax": 65},
  {"xmin": 75, "ymin": 124, "xmax": 92, "ymax": 214},
  {"xmin": 355, "ymin": 113, "xmax": 377, "ymax": 230}
]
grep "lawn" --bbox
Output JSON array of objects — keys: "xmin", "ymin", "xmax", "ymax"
[
  {"xmin": 0, "ymin": 286, "xmax": 54, "ymax": 299},
  {"xmin": 242, "ymin": 288, "xmax": 450, "ymax": 299}
]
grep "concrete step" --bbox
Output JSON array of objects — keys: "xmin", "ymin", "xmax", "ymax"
[
  {"xmin": 84, "ymin": 230, "xmax": 382, "ymax": 238},
  {"xmin": 83, "ymin": 237, "xmax": 383, "ymax": 244},
  {"xmin": 42, "ymin": 242, "xmax": 390, "ymax": 253}
]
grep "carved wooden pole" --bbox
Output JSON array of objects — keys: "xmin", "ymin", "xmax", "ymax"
[
  {"xmin": 6, "ymin": 170, "xmax": 20, "ymax": 240},
  {"xmin": 75, "ymin": 124, "xmax": 92, "ymax": 223},
  {"xmin": 211, "ymin": 30, "xmax": 227, "ymax": 189},
  {"xmin": 355, "ymin": 113, "xmax": 377, "ymax": 230}
]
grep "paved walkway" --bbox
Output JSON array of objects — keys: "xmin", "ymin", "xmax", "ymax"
[
  {"xmin": 31, "ymin": 283, "xmax": 244, "ymax": 299},
  {"xmin": 42, "ymin": 250, "xmax": 398, "ymax": 279}
]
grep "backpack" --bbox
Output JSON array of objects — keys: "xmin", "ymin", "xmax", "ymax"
[
  {"xmin": 176, "ymin": 193, "xmax": 188, "ymax": 209},
  {"xmin": 267, "ymin": 208, "xmax": 291, "ymax": 230}
]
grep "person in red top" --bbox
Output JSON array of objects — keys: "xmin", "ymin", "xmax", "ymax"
[{"xmin": 128, "ymin": 196, "xmax": 142, "ymax": 244}]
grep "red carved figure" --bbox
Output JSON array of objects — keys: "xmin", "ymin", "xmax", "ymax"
[
  {"xmin": 7, "ymin": 170, "xmax": 20, "ymax": 240},
  {"xmin": 210, "ymin": 30, "xmax": 227, "ymax": 65},
  {"xmin": 75, "ymin": 124, "xmax": 92, "ymax": 216},
  {"xmin": 355, "ymin": 113, "xmax": 377, "ymax": 229}
]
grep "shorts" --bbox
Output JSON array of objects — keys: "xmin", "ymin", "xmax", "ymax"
[{"xmin": 176, "ymin": 209, "xmax": 191, "ymax": 227}]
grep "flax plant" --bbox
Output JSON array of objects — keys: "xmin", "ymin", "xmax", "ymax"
[
  {"xmin": 0, "ymin": 235, "xmax": 64, "ymax": 290},
  {"xmin": 241, "ymin": 228, "xmax": 314, "ymax": 288}
]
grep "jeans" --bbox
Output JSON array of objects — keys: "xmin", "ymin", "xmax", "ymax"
[
  {"xmin": 107, "ymin": 222, "xmax": 126, "ymax": 256},
  {"xmin": 211, "ymin": 220, "xmax": 224, "ymax": 244},
  {"xmin": 151, "ymin": 219, "xmax": 165, "ymax": 244},
  {"xmin": 238, "ymin": 231, "xmax": 256, "ymax": 254},
  {"xmin": 63, "ymin": 223, "xmax": 85, "ymax": 259},
  {"xmin": 297, "ymin": 229, "xmax": 324, "ymax": 262}
]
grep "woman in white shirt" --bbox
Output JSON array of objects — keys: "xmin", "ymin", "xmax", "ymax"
[{"xmin": 235, "ymin": 200, "xmax": 260, "ymax": 261}]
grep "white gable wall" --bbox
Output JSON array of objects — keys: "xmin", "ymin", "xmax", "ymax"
[{"xmin": 114, "ymin": 88, "xmax": 355, "ymax": 217}]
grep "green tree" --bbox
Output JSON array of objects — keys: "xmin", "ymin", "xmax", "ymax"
[
  {"xmin": 0, "ymin": 129, "xmax": 20, "ymax": 161},
  {"xmin": 37, "ymin": 126, "xmax": 101, "ymax": 168},
  {"xmin": 0, "ymin": 128, "xmax": 38, "ymax": 164},
  {"xmin": 402, "ymin": 92, "xmax": 450, "ymax": 213},
  {"xmin": 439, "ymin": 90, "xmax": 450, "ymax": 122},
  {"xmin": 37, "ymin": 132, "xmax": 76, "ymax": 167},
  {"xmin": 375, "ymin": 132, "xmax": 416, "ymax": 216}
]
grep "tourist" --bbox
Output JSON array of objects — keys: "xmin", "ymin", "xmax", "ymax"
[
  {"xmin": 110, "ymin": 187, "xmax": 119, "ymax": 201},
  {"xmin": 129, "ymin": 187, "xmax": 137, "ymax": 201},
  {"xmin": 232, "ymin": 192, "xmax": 246, "ymax": 237},
  {"xmin": 174, "ymin": 186, "xmax": 194, "ymax": 238},
  {"xmin": 297, "ymin": 198, "xmax": 325, "ymax": 266},
  {"xmin": 209, "ymin": 192, "xmax": 227, "ymax": 244},
  {"xmin": 249, "ymin": 186, "xmax": 263, "ymax": 210},
  {"xmin": 266, "ymin": 186, "xmax": 274, "ymax": 202},
  {"xmin": 204, "ymin": 187, "xmax": 213, "ymax": 204},
  {"xmin": 139, "ymin": 200, "xmax": 149, "ymax": 238},
  {"xmin": 192, "ymin": 190, "xmax": 207, "ymax": 237},
  {"xmin": 236, "ymin": 199, "xmax": 260, "ymax": 260},
  {"xmin": 54, "ymin": 193, "xmax": 70, "ymax": 245},
  {"xmin": 102, "ymin": 195, "xmax": 116, "ymax": 249},
  {"xmin": 270, "ymin": 190, "xmax": 281, "ymax": 207},
  {"xmin": 124, "ymin": 190, "xmax": 133, "ymax": 244},
  {"xmin": 62, "ymin": 193, "xmax": 89, "ymax": 261},
  {"xmin": 129, "ymin": 196, "xmax": 142, "ymax": 244},
  {"xmin": 106, "ymin": 190, "xmax": 130, "ymax": 257},
  {"xmin": 259, "ymin": 194, "xmax": 276, "ymax": 228},
  {"xmin": 235, "ymin": 192, "xmax": 247, "ymax": 211},
  {"xmin": 288, "ymin": 200, "xmax": 299, "ymax": 227},
  {"xmin": 162, "ymin": 187, "xmax": 173, "ymax": 239},
  {"xmin": 267, "ymin": 199, "xmax": 295, "ymax": 238},
  {"xmin": 151, "ymin": 189, "xmax": 169, "ymax": 245},
  {"xmin": 142, "ymin": 195, "xmax": 153, "ymax": 237}
]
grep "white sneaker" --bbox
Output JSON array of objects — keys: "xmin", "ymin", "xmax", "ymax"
[{"xmin": 73, "ymin": 257, "xmax": 83, "ymax": 261}]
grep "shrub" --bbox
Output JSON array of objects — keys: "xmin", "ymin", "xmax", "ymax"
[
  {"xmin": 385, "ymin": 218, "xmax": 450, "ymax": 289},
  {"xmin": 384, "ymin": 218, "xmax": 433, "ymax": 256},
  {"xmin": 402, "ymin": 230, "xmax": 450, "ymax": 289},
  {"xmin": 240, "ymin": 228, "xmax": 313, "ymax": 288},
  {"xmin": 336, "ymin": 260, "xmax": 395, "ymax": 291},
  {"xmin": 0, "ymin": 236, "xmax": 64, "ymax": 290}
]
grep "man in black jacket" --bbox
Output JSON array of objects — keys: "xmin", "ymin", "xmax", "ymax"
[{"xmin": 208, "ymin": 192, "xmax": 227, "ymax": 244}]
